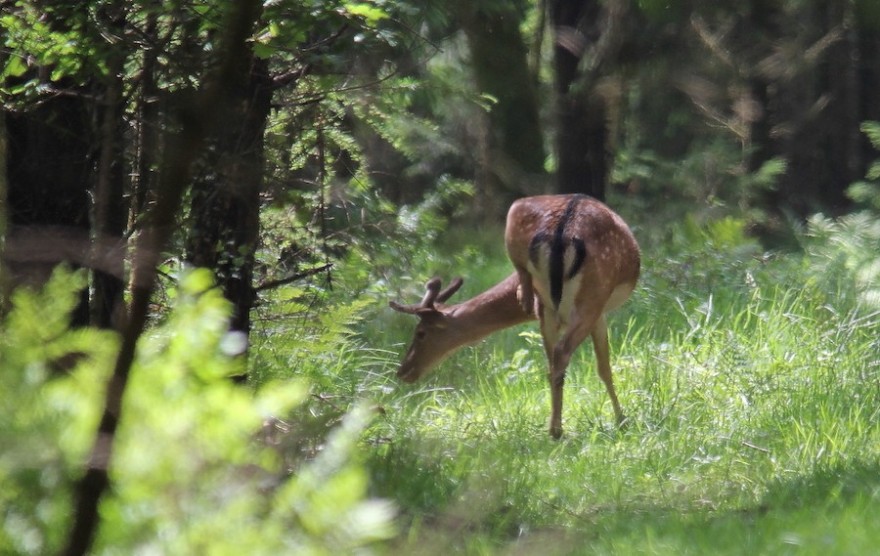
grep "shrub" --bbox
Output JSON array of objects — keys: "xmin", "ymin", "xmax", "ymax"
[{"xmin": 0, "ymin": 268, "xmax": 394, "ymax": 555}]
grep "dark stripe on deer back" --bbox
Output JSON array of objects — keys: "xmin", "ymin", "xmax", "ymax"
[{"xmin": 528, "ymin": 195, "xmax": 589, "ymax": 309}]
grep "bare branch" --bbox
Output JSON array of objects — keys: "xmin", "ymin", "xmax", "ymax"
[{"xmin": 253, "ymin": 263, "xmax": 333, "ymax": 293}]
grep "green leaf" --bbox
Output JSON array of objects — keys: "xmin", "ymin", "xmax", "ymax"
[
  {"xmin": 752, "ymin": 157, "xmax": 787, "ymax": 189},
  {"xmin": 860, "ymin": 121, "xmax": 880, "ymax": 151},
  {"xmin": 253, "ymin": 41, "xmax": 275, "ymax": 59},
  {"xmin": 847, "ymin": 181, "xmax": 880, "ymax": 210},
  {"xmin": 345, "ymin": 2, "xmax": 389, "ymax": 24},
  {"xmin": 180, "ymin": 267, "xmax": 216, "ymax": 295},
  {"xmin": 1, "ymin": 55, "xmax": 28, "ymax": 79}
]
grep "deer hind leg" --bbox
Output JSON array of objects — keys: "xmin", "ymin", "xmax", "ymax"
[
  {"xmin": 541, "ymin": 305, "xmax": 599, "ymax": 439},
  {"xmin": 543, "ymin": 303, "xmax": 611, "ymax": 438},
  {"xmin": 538, "ymin": 307, "xmax": 566, "ymax": 439},
  {"xmin": 548, "ymin": 340, "xmax": 574, "ymax": 440},
  {"xmin": 591, "ymin": 315, "xmax": 626, "ymax": 426}
]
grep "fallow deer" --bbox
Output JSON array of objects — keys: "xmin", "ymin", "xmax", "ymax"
[
  {"xmin": 506, "ymin": 194, "xmax": 640, "ymax": 437},
  {"xmin": 390, "ymin": 194, "xmax": 639, "ymax": 439}
]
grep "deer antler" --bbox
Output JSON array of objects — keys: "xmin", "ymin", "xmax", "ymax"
[
  {"xmin": 390, "ymin": 277, "xmax": 463, "ymax": 314},
  {"xmin": 436, "ymin": 277, "xmax": 463, "ymax": 303}
]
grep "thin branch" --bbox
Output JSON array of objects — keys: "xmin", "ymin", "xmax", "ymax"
[
  {"xmin": 254, "ymin": 263, "xmax": 333, "ymax": 293},
  {"xmin": 273, "ymin": 69, "xmax": 405, "ymax": 108},
  {"xmin": 741, "ymin": 440, "xmax": 771, "ymax": 454},
  {"xmin": 271, "ymin": 63, "xmax": 312, "ymax": 89}
]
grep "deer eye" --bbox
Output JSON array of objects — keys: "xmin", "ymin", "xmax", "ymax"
[{"xmin": 416, "ymin": 330, "xmax": 427, "ymax": 340}]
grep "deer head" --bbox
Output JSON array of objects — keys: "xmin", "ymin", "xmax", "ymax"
[
  {"xmin": 390, "ymin": 273, "xmax": 537, "ymax": 384},
  {"xmin": 389, "ymin": 277, "xmax": 466, "ymax": 382}
]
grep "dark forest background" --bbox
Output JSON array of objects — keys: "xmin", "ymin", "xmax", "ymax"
[{"xmin": 4, "ymin": 0, "xmax": 880, "ymax": 338}]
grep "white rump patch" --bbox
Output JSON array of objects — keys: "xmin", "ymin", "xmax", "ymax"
[{"xmin": 556, "ymin": 272, "xmax": 582, "ymax": 326}]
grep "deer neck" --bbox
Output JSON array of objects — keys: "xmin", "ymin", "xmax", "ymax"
[{"xmin": 447, "ymin": 273, "xmax": 536, "ymax": 342}]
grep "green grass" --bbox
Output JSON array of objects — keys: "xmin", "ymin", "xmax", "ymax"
[{"xmin": 253, "ymin": 221, "xmax": 880, "ymax": 555}]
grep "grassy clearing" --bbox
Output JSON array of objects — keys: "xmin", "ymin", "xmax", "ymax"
[
  {"xmin": 364, "ymin": 294, "xmax": 880, "ymax": 554},
  {"xmin": 253, "ymin": 220, "xmax": 880, "ymax": 554}
]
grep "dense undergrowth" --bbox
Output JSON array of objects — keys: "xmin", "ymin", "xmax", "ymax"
[{"xmin": 2, "ymin": 205, "xmax": 878, "ymax": 554}]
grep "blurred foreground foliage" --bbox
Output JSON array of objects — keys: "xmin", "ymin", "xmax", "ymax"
[{"xmin": 0, "ymin": 268, "xmax": 394, "ymax": 555}]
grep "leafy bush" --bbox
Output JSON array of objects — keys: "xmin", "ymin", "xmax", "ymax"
[
  {"xmin": 804, "ymin": 212, "xmax": 880, "ymax": 310},
  {"xmin": 849, "ymin": 121, "xmax": 880, "ymax": 212},
  {"xmin": 799, "ymin": 121, "xmax": 880, "ymax": 310},
  {"xmin": 0, "ymin": 267, "xmax": 394, "ymax": 555}
]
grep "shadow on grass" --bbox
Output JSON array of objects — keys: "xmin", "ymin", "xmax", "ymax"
[
  {"xmin": 758, "ymin": 459, "xmax": 880, "ymax": 510},
  {"xmin": 573, "ymin": 459, "xmax": 880, "ymax": 554},
  {"xmin": 373, "ymin": 453, "xmax": 880, "ymax": 554}
]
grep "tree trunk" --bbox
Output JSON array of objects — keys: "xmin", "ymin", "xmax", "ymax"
[
  {"xmin": 745, "ymin": 0, "xmax": 783, "ymax": 175},
  {"xmin": 0, "ymin": 109, "xmax": 7, "ymax": 307},
  {"xmin": 459, "ymin": 0, "xmax": 547, "ymax": 212},
  {"xmin": 856, "ymin": 1, "xmax": 880, "ymax": 168},
  {"xmin": 751, "ymin": 0, "xmax": 857, "ymax": 218},
  {"xmin": 555, "ymin": 90, "xmax": 608, "ymax": 200},
  {"xmin": 63, "ymin": 4, "xmax": 267, "ymax": 552},
  {"xmin": 131, "ymin": 7, "xmax": 160, "ymax": 227},
  {"xmin": 550, "ymin": 0, "xmax": 623, "ymax": 201},
  {"xmin": 817, "ymin": 0, "xmax": 859, "ymax": 211},
  {"xmin": 186, "ymin": 52, "xmax": 272, "ymax": 357},
  {"xmin": 91, "ymin": 9, "xmax": 128, "ymax": 329}
]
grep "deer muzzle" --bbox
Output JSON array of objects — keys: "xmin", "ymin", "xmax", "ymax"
[{"xmin": 396, "ymin": 357, "xmax": 421, "ymax": 382}]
